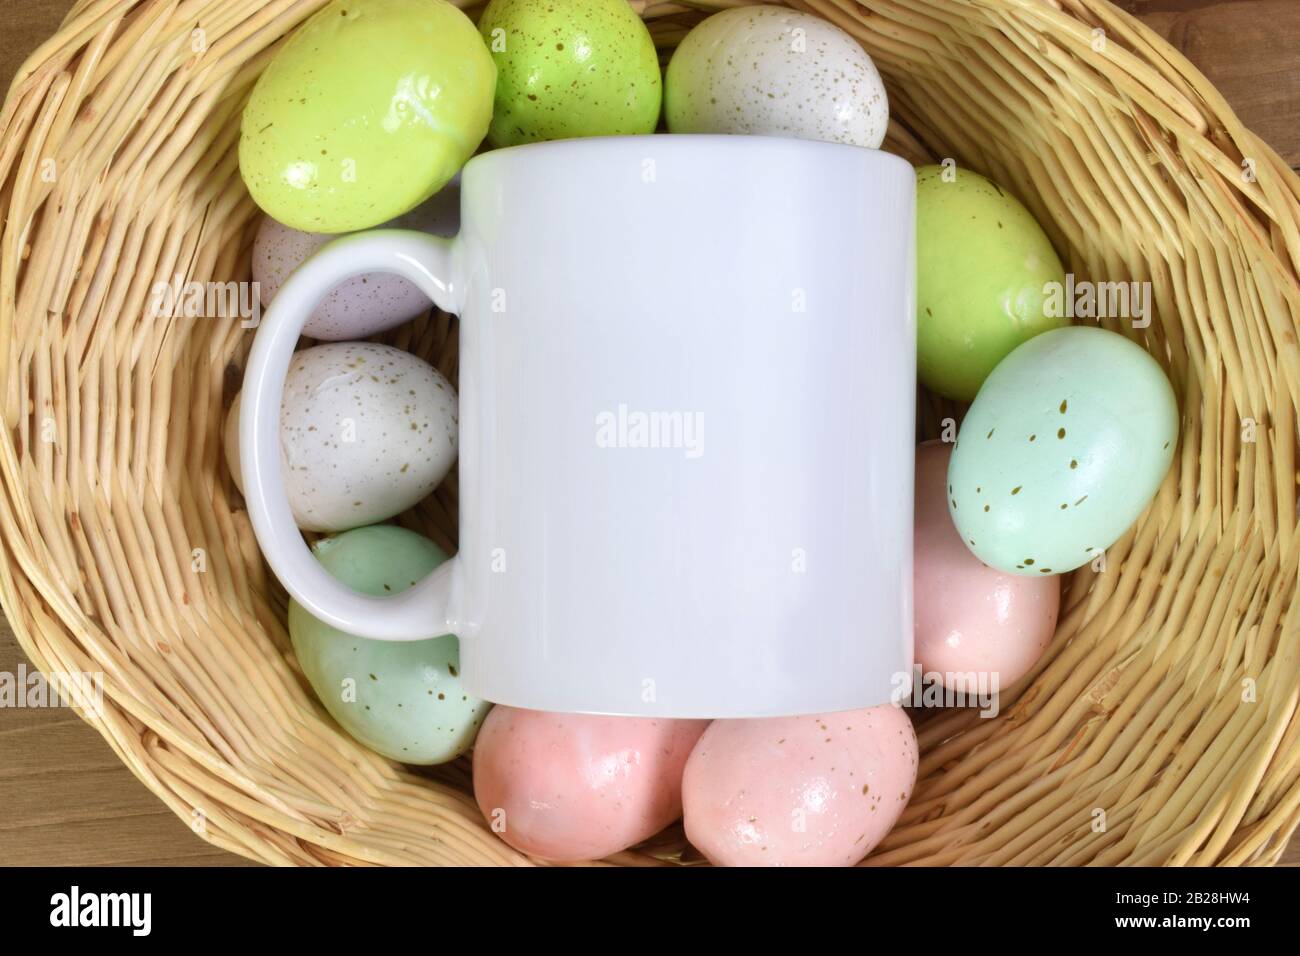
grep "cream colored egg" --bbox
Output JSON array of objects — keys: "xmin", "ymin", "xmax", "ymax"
[
  {"xmin": 665, "ymin": 6, "xmax": 888, "ymax": 148},
  {"xmin": 271, "ymin": 342, "xmax": 457, "ymax": 532}
]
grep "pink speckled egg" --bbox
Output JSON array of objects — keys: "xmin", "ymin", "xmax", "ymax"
[
  {"xmin": 252, "ymin": 180, "xmax": 460, "ymax": 340},
  {"xmin": 915, "ymin": 440, "xmax": 1059, "ymax": 689},
  {"xmin": 682, "ymin": 704, "xmax": 917, "ymax": 867},
  {"xmin": 473, "ymin": 707, "xmax": 708, "ymax": 862}
]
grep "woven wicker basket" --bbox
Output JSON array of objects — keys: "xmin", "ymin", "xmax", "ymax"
[{"xmin": 2, "ymin": 0, "xmax": 1298, "ymax": 867}]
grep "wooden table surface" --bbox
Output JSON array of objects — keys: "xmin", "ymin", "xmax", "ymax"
[{"xmin": 2, "ymin": 0, "xmax": 1298, "ymax": 867}]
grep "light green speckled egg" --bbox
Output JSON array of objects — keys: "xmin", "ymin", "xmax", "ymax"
[
  {"xmin": 478, "ymin": 0, "xmax": 661, "ymax": 147},
  {"xmin": 239, "ymin": 0, "xmax": 495, "ymax": 232},
  {"xmin": 948, "ymin": 326, "xmax": 1178, "ymax": 576},
  {"xmin": 915, "ymin": 164, "xmax": 1067, "ymax": 402},
  {"xmin": 288, "ymin": 525, "xmax": 489, "ymax": 764}
]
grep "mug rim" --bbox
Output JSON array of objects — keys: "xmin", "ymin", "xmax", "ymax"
[{"xmin": 461, "ymin": 132, "xmax": 915, "ymax": 179}]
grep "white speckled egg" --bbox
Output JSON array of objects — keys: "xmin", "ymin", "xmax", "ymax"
[
  {"xmin": 252, "ymin": 181, "xmax": 461, "ymax": 341},
  {"xmin": 277, "ymin": 342, "xmax": 457, "ymax": 532},
  {"xmin": 664, "ymin": 6, "xmax": 888, "ymax": 148}
]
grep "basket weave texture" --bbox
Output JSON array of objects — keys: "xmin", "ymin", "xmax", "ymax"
[{"xmin": 2, "ymin": 0, "xmax": 1298, "ymax": 866}]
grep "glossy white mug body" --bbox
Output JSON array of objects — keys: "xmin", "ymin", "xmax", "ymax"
[{"xmin": 241, "ymin": 134, "xmax": 915, "ymax": 718}]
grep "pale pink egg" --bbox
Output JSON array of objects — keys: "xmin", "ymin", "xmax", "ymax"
[
  {"xmin": 252, "ymin": 180, "xmax": 460, "ymax": 341},
  {"xmin": 915, "ymin": 440, "xmax": 1059, "ymax": 689},
  {"xmin": 682, "ymin": 704, "xmax": 917, "ymax": 866},
  {"xmin": 472, "ymin": 707, "xmax": 708, "ymax": 862}
]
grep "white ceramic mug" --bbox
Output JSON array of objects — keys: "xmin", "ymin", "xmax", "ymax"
[{"xmin": 241, "ymin": 134, "xmax": 915, "ymax": 718}]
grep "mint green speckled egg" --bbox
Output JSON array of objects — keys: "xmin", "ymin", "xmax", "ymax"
[
  {"xmin": 948, "ymin": 326, "xmax": 1178, "ymax": 576},
  {"xmin": 289, "ymin": 525, "xmax": 489, "ymax": 764}
]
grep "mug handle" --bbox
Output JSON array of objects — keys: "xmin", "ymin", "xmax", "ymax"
[{"xmin": 240, "ymin": 229, "xmax": 464, "ymax": 641}]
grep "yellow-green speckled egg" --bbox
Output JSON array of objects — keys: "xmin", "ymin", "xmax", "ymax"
[
  {"xmin": 289, "ymin": 525, "xmax": 489, "ymax": 764},
  {"xmin": 948, "ymin": 326, "xmax": 1178, "ymax": 576},
  {"xmin": 239, "ymin": 0, "xmax": 494, "ymax": 232},
  {"xmin": 916, "ymin": 164, "xmax": 1067, "ymax": 402},
  {"xmin": 478, "ymin": 0, "xmax": 661, "ymax": 147}
]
